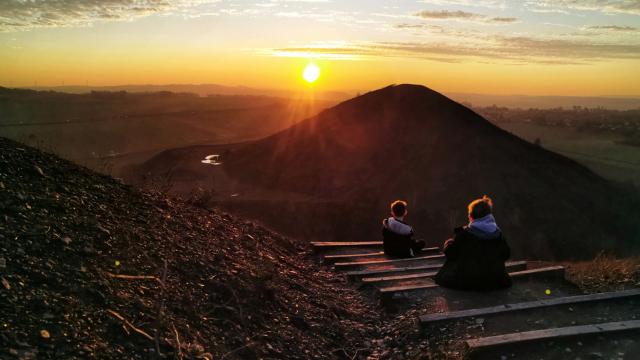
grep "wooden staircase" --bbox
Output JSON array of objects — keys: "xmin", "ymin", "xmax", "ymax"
[{"xmin": 312, "ymin": 241, "xmax": 640, "ymax": 358}]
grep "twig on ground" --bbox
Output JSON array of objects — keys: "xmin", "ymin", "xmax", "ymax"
[
  {"xmin": 160, "ymin": 260, "xmax": 168, "ymax": 288},
  {"xmin": 229, "ymin": 288, "xmax": 245, "ymax": 326},
  {"xmin": 106, "ymin": 309, "xmax": 153, "ymax": 340},
  {"xmin": 351, "ymin": 348, "xmax": 365, "ymax": 360},
  {"xmin": 154, "ymin": 259, "xmax": 169, "ymax": 357},
  {"xmin": 154, "ymin": 330, "xmax": 162, "ymax": 357},
  {"xmin": 172, "ymin": 323, "xmax": 183, "ymax": 360},
  {"xmin": 105, "ymin": 272, "xmax": 161, "ymax": 282},
  {"xmin": 221, "ymin": 341, "xmax": 257, "ymax": 360}
]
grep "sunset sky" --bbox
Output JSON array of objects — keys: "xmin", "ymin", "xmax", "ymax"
[{"xmin": 1, "ymin": 0, "xmax": 639, "ymax": 96}]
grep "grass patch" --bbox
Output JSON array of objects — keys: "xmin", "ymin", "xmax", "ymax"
[{"xmin": 565, "ymin": 253, "xmax": 640, "ymax": 293}]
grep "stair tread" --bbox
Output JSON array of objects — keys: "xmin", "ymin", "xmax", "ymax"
[
  {"xmin": 420, "ymin": 288, "xmax": 640, "ymax": 324},
  {"xmin": 335, "ymin": 254, "xmax": 445, "ymax": 268},
  {"xmin": 466, "ymin": 319, "xmax": 640, "ymax": 351},
  {"xmin": 380, "ymin": 266, "xmax": 565, "ymax": 293},
  {"xmin": 362, "ymin": 261, "xmax": 528, "ymax": 284}
]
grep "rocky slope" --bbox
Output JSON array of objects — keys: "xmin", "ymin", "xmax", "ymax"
[{"xmin": 0, "ymin": 137, "xmax": 379, "ymax": 359}]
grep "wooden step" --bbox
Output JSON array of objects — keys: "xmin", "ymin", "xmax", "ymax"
[
  {"xmin": 465, "ymin": 320, "xmax": 640, "ymax": 355},
  {"xmin": 379, "ymin": 266, "xmax": 566, "ymax": 302},
  {"xmin": 323, "ymin": 247, "xmax": 440, "ymax": 264},
  {"xmin": 334, "ymin": 254, "xmax": 445, "ymax": 271},
  {"xmin": 323, "ymin": 251, "xmax": 384, "ymax": 264},
  {"xmin": 420, "ymin": 288, "xmax": 640, "ymax": 326},
  {"xmin": 311, "ymin": 241, "xmax": 382, "ymax": 252},
  {"xmin": 510, "ymin": 265, "xmax": 565, "ymax": 280},
  {"xmin": 362, "ymin": 261, "xmax": 528, "ymax": 287},
  {"xmin": 421, "ymin": 246, "xmax": 440, "ymax": 254},
  {"xmin": 345, "ymin": 262, "xmax": 448, "ymax": 281}
]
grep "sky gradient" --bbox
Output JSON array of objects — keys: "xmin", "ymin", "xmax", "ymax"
[{"xmin": 1, "ymin": 0, "xmax": 640, "ymax": 96}]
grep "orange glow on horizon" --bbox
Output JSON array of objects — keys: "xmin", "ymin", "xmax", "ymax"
[
  {"xmin": 0, "ymin": 1, "xmax": 639, "ymax": 97},
  {"xmin": 3, "ymin": 50, "xmax": 639, "ymax": 97}
]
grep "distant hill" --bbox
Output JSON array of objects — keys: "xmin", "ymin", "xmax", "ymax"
[
  {"xmin": 0, "ymin": 87, "xmax": 333, "ymax": 177},
  {"xmin": 223, "ymin": 84, "xmax": 640, "ymax": 259},
  {"xmin": 448, "ymin": 92, "xmax": 640, "ymax": 110},
  {"xmin": 0, "ymin": 137, "xmax": 376, "ymax": 359},
  {"xmin": 14, "ymin": 83, "xmax": 640, "ymax": 110},
  {"xmin": 21, "ymin": 84, "xmax": 352, "ymax": 102}
]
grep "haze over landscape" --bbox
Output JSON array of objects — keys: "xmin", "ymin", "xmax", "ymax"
[{"xmin": 2, "ymin": 1, "xmax": 640, "ymax": 359}]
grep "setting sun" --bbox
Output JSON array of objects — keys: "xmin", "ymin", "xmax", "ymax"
[{"xmin": 302, "ymin": 63, "xmax": 320, "ymax": 83}]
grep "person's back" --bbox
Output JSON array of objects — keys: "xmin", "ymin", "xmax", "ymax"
[
  {"xmin": 382, "ymin": 200, "xmax": 425, "ymax": 258},
  {"xmin": 434, "ymin": 196, "xmax": 511, "ymax": 291}
]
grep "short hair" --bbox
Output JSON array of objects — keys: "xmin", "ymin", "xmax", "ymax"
[
  {"xmin": 468, "ymin": 195, "xmax": 493, "ymax": 220},
  {"xmin": 390, "ymin": 200, "xmax": 407, "ymax": 217}
]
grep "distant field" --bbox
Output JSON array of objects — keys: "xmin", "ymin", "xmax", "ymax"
[
  {"xmin": 0, "ymin": 88, "xmax": 333, "ymax": 177},
  {"xmin": 496, "ymin": 122, "xmax": 640, "ymax": 186},
  {"xmin": 474, "ymin": 105, "xmax": 640, "ymax": 187}
]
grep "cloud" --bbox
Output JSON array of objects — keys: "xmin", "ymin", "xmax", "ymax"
[
  {"xmin": 496, "ymin": 36, "xmax": 640, "ymax": 60},
  {"xmin": 416, "ymin": 10, "xmax": 480, "ymax": 19},
  {"xmin": 419, "ymin": 0, "xmax": 506, "ymax": 9},
  {"xmin": 526, "ymin": 1, "xmax": 640, "ymax": 15},
  {"xmin": 267, "ymin": 0, "xmax": 332, "ymax": 2},
  {"xmin": 271, "ymin": 35, "xmax": 640, "ymax": 64},
  {"xmin": 491, "ymin": 17, "xmax": 518, "ymax": 23},
  {"xmin": 0, "ymin": 0, "xmax": 216, "ymax": 32},
  {"xmin": 395, "ymin": 23, "xmax": 446, "ymax": 32},
  {"xmin": 585, "ymin": 25, "xmax": 637, "ymax": 31},
  {"xmin": 415, "ymin": 10, "xmax": 517, "ymax": 23}
]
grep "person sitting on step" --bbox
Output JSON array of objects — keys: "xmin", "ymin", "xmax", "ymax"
[
  {"xmin": 382, "ymin": 200, "xmax": 426, "ymax": 258},
  {"xmin": 434, "ymin": 195, "xmax": 512, "ymax": 291}
]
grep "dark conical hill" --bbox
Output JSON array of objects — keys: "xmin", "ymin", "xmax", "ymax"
[{"xmin": 224, "ymin": 84, "xmax": 640, "ymax": 259}]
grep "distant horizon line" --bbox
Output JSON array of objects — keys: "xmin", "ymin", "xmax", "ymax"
[{"xmin": 3, "ymin": 83, "xmax": 640, "ymax": 100}]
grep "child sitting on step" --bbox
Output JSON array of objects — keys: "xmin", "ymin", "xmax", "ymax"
[{"xmin": 382, "ymin": 200, "xmax": 426, "ymax": 258}]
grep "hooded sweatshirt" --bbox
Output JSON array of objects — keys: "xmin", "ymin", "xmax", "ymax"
[
  {"xmin": 434, "ymin": 213, "xmax": 511, "ymax": 290},
  {"xmin": 385, "ymin": 217, "xmax": 413, "ymax": 236},
  {"xmin": 467, "ymin": 214, "xmax": 501, "ymax": 240}
]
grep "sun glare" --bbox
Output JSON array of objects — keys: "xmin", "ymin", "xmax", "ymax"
[{"xmin": 303, "ymin": 63, "xmax": 320, "ymax": 83}]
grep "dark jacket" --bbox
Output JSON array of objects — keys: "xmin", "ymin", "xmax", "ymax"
[
  {"xmin": 434, "ymin": 226, "xmax": 511, "ymax": 291},
  {"xmin": 382, "ymin": 223, "xmax": 414, "ymax": 258}
]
